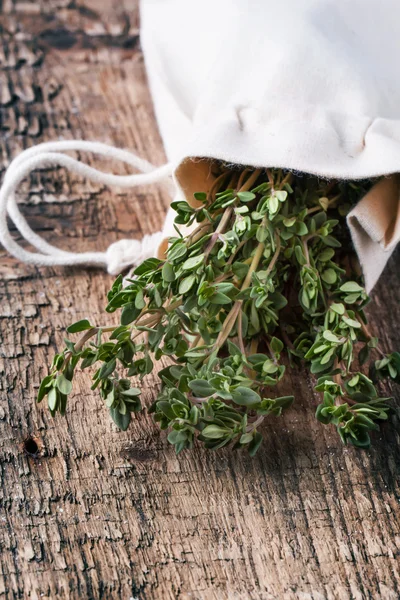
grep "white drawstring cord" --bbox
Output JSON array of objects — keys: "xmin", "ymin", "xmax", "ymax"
[{"xmin": 0, "ymin": 140, "xmax": 172, "ymax": 274}]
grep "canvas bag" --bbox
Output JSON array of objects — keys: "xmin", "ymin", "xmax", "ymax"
[
  {"xmin": 0, "ymin": 0, "xmax": 399, "ymax": 292},
  {"xmin": 141, "ymin": 0, "xmax": 400, "ymax": 291}
]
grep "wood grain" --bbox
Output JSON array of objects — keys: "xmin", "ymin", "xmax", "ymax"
[{"xmin": 0, "ymin": 2, "xmax": 399, "ymax": 599}]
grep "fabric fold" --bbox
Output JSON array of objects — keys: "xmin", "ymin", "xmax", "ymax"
[{"xmin": 347, "ymin": 175, "xmax": 400, "ymax": 290}]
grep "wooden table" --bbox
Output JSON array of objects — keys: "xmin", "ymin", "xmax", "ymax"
[{"xmin": 0, "ymin": 2, "xmax": 399, "ymax": 599}]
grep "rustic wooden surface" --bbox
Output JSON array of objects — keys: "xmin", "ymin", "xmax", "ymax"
[{"xmin": 0, "ymin": 2, "xmax": 399, "ymax": 599}]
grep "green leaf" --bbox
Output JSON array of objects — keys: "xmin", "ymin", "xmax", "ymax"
[
  {"xmin": 318, "ymin": 248, "xmax": 335, "ymax": 262},
  {"xmin": 133, "ymin": 258, "xmax": 160, "ymax": 276},
  {"xmin": 263, "ymin": 360, "xmax": 278, "ymax": 374},
  {"xmin": 167, "ymin": 242, "xmax": 187, "ymax": 261},
  {"xmin": 270, "ymin": 337, "xmax": 284, "ymax": 354},
  {"xmin": 121, "ymin": 387, "xmax": 141, "ymax": 398},
  {"xmin": 237, "ymin": 191, "xmax": 256, "ymax": 202},
  {"xmin": 340, "ymin": 281, "xmax": 364, "ymax": 293},
  {"xmin": 37, "ymin": 375, "xmax": 53, "ymax": 403},
  {"xmin": 323, "ymin": 330, "xmax": 340, "ymax": 343},
  {"xmin": 320, "ymin": 348, "xmax": 335, "ymax": 364},
  {"xmin": 348, "ymin": 374, "xmax": 359, "ymax": 387},
  {"xmin": 315, "ymin": 404, "xmax": 332, "ymax": 424},
  {"xmin": 66, "ymin": 319, "xmax": 92, "ymax": 334},
  {"xmin": 231, "ymin": 386, "xmax": 261, "ymax": 407},
  {"xmin": 294, "ymin": 245, "xmax": 307, "ymax": 266},
  {"xmin": 64, "ymin": 339, "xmax": 76, "ymax": 353},
  {"xmin": 105, "ymin": 390, "xmax": 115, "ymax": 408},
  {"xmin": 343, "ymin": 293, "xmax": 360, "ymax": 304},
  {"xmin": 190, "ymin": 405, "xmax": 199, "ymax": 424},
  {"xmin": 48, "ymin": 387, "xmax": 58, "ymax": 411},
  {"xmin": 319, "ymin": 196, "xmax": 329, "ymax": 210},
  {"xmin": 121, "ymin": 303, "xmax": 140, "ymax": 325},
  {"xmin": 189, "ymin": 379, "xmax": 216, "ymax": 397},
  {"xmin": 182, "ymin": 254, "xmax": 204, "ymax": 271},
  {"xmin": 330, "ymin": 302, "xmax": 345, "ymax": 315},
  {"xmin": 275, "ymin": 191, "xmax": 288, "ymax": 203},
  {"xmin": 321, "ymin": 268, "xmax": 337, "ymax": 284},
  {"xmin": 135, "ymin": 289, "xmax": 146, "ymax": 310},
  {"xmin": 109, "ymin": 407, "xmax": 131, "ymax": 431},
  {"xmin": 162, "ymin": 262, "xmax": 175, "ymax": 282},
  {"xmin": 248, "ymin": 432, "xmax": 263, "ymax": 456},
  {"xmin": 256, "ymin": 226, "xmax": 268, "ymax": 243},
  {"xmin": 349, "ymin": 430, "xmax": 371, "ymax": 449},
  {"xmin": 193, "ymin": 191, "xmax": 207, "ymax": 202},
  {"xmin": 232, "ymin": 262, "xmax": 249, "ymax": 279},
  {"xmin": 269, "ymin": 195, "xmax": 279, "ymax": 214},
  {"xmin": 210, "ymin": 292, "xmax": 232, "ymax": 305},
  {"xmin": 167, "ymin": 429, "xmax": 185, "ymax": 444},
  {"xmin": 322, "ymin": 235, "xmax": 341, "ymax": 248},
  {"xmin": 294, "ymin": 222, "xmax": 308, "ymax": 236},
  {"xmin": 342, "ymin": 316, "xmax": 361, "ymax": 329},
  {"xmin": 202, "ymin": 425, "xmax": 229, "ymax": 439},
  {"xmin": 240, "ymin": 433, "xmax": 254, "ymax": 444},
  {"xmin": 250, "ymin": 303, "xmax": 260, "ymax": 332},
  {"xmin": 56, "ymin": 374, "xmax": 73, "ymax": 395},
  {"xmin": 58, "ymin": 393, "xmax": 68, "ymax": 416},
  {"xmin": 179, "ymin": 274, "xmax": 196, "ymax": 295},
  {"xmin": 274, "ymin": 396, "xmax": 294, "ymax": 409},
  {"xmin": 99, "ymin": 358, "xmax": 116, "ymax": 380},
  {"xmin": 157, "ymin": 401, "xmax": 175, "ymax": 420},
  {"xmin": 359, "ymin": 345, "xmax": 370, "ymax": 366}
]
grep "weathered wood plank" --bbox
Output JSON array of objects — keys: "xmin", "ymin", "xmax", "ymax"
[{"xmin": 0, "ymin": 2, "xmax": 399, "ymax": 599}]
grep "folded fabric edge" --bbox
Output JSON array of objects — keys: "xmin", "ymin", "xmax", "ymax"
[
  {"xmin": 347, "ymin": 175, "xmax": 400, "ymax": 292},
  {"xmin": 347, "ymin": 216, "xmax": 396, "ymax": 293}
]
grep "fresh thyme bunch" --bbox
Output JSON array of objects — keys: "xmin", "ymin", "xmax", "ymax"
[{"xmin": 37, "ymin": 166, "xmax": 399, "ymax": 454}]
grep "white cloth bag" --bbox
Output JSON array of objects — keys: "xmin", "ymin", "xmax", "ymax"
[{"xmin": 141, "ymin": 0, "xmax": 400, "ymax": 291}]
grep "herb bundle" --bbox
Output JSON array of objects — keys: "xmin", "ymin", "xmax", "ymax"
[{"xmin": 37, "ymin": 166, "xmax": 399, "ymax": 454}]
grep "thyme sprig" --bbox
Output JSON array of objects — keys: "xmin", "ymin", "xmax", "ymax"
[{"xmin": 37, "ymin": 167, "xmax": 399, "ymax": 454}]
